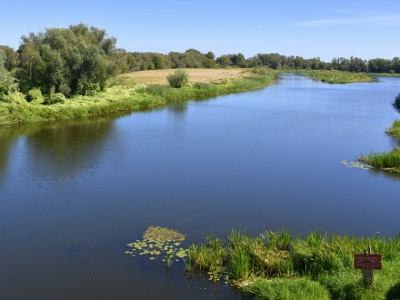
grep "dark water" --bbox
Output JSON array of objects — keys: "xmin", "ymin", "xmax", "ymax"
[{"xmin": 1, "ymin": 75, "xmax": 400, "ymax": 299}]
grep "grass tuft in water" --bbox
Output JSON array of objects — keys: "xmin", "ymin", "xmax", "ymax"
[{"xmin": 359, "ymin": 148, "xmax": 400, "ymax": 171}]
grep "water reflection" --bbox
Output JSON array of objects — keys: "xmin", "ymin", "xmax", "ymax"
[
  {"xmin": 24, "ymin": 118, "xmax": 115, "ymax": 181},
  {"xmin": 0, "ymin": 128, "xmax": 18, "ymax": 183},
  {"xmin": 166, "ymin": 103, "xmax": 188, "ymax": 115}
]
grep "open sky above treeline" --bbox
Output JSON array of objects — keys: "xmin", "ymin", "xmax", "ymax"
[{"xmin": 2, "ymin": 0, "xmax": 400, "ymax": 62}]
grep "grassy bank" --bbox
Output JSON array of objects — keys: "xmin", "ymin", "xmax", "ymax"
[
  {"xmin": 187, "ymin": 229, "xmax": 400, "ymax": 300},
  {"xmin": 304, "ymin": 70, "xmax": 375, "ymax": 84},
  {"xmin": 0, "ymin": 68, "xmax": 278, "ymax": 126},
  {"xmin": 357, "ymin": 121, "xmax": 400, "ymax": 170}
]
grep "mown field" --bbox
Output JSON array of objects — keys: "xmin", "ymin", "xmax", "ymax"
[{"xmin": 113, "ymin": 68, "xmax": 253, "ymax": 85}]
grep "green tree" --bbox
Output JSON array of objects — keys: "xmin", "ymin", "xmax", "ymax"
[
  {"xmin": 0, "ymin": 46, "xmax": 19, "ymax": 71},
  {"xmin": 216, "ymin": 55, "xmax": 233, "ymax": 67},
  {"xmin": 17, "ymin": 23, "xmax": 127, "ymax": 96},
  {"xmin": 0, "ymin": 49, "xmax": 18, "ymax": 101}
]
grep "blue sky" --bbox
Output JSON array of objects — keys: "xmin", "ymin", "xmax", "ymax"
[{"xmin": 1, "ymin": 0, "xmax": 400, "ymax": 62}]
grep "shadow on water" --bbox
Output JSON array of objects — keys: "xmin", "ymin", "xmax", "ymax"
[
  {"xmin": 166, "ymin": 102, "xmax": 188, "ymax": 115},
  {"xmin": 0, "ymin": 112, "xmax": 130, "ymax": 182}
]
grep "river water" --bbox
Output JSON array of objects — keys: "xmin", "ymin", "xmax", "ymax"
[{"xmin": 1, "ymin": 74, "xmax": 399, "ymax": 299}]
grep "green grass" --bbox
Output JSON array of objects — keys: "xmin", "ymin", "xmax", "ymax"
[
  {"xmin": 186, "ymin": 229, "xmax": 400, "ymax": 300},
  {"xmin": 386, "ymin": 120, "xmax": 400, "ymax": 139},
  {"xmin": 0, "ymin": 68, "xmax": 278, "ymax": 126},
  {"xmin": 359, "ymin": 147, "xmax": 400, "ymax": 171},
  {"xmin": 358, "ymin": 121, "xmax": 400, "ymax": 172}
]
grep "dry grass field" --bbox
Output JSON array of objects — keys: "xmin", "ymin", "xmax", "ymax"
[{"xmin": 116, "ymin": 68, "xmax": 252, "ymax": 85}]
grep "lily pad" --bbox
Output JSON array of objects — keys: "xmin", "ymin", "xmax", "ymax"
[{"xmin": 124, "ymin": 226, "xmax": 187, "ymax": 264}]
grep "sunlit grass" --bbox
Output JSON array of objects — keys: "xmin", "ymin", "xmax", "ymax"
[
  {"xmin": 386, "ymin": 120, "xmax": 400, "ymax": 139},
  {"xmin": 187, "ymin": 229, "xmax": 400, "ymax": 300},
  {"xmin": 359, "ymin": 148, "xmax": 400, "ymax": 170}
]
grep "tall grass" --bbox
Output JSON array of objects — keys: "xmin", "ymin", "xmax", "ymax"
[
  {"xmin": 359, "ymin": 148, "xmax": 400, "ymax": 170},
  {"xmin": 187, "ymin": 229, "xmax": 400, "ymax": 300},
  {"xmin": 386, "ymin": 120, "xmax": 400, "ymax": 139}
]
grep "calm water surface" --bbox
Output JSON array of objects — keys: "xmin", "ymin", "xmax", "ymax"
[{"xmin": 1, "ymin": 75, "xmax": 400, "ymax": 299}]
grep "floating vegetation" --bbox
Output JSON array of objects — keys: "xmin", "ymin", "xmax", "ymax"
[
  {"xmin": 125, "ymin": 226, "xmax": 187, "ymax": 266},
  {"xmin": 340, "ymin": 160, "xmax": 373, "ymax": 170}
]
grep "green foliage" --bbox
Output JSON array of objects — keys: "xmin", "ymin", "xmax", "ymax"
[
  {"xmin": 243, "ymin": 278, "xmax": 330, "ymax": 300},
  {"xmin": 187, "ymin": 229, "xmax": 400, "ymax": 300},
  {"xmin": 26, "ymin": 88, "xmax": 44, "ymax": 103},
  {"xmin": 359, "ymin": 148, "xmax": 400, "ymax": 170},
  {"xmin": 167, "ymin": 69, "xmax": 189, "ymax": 88},
  {"xmin": 386, "ymin": 120, "xmax": 400, "ymax": 138},
  {"xmin": 1, "ymin": 67, "xmax": 277, "ymax": 125},
  {"xmin": 0, "ymin": 45, "xmax": 19, "ymax": 71},
  {"xmin": 0, "ymin": 50, "xmax": 18, "ymax": 102},
  {"xmin": 392, "ymin": 93, "xmax": 400, "ymax": 113},
  {"xmin": 17, "ymin": 23, "xmax": 128, "ymax": 96},
  {"xmin": 46, "ymin": 92, "xmax": 66, "ymax": 105}
]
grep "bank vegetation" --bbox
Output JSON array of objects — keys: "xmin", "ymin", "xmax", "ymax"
[{"xmin": 187, "ymin": 229, "xmax": 400, "ymax": 300}]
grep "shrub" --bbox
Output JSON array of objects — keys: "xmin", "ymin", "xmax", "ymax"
[
  {"xmin": 46, "ymin": 92, "xmax": 66, "ymax": 105},
  {"xmin": 392, "ymin": 93, "xmax": 400, "ymax": 113},
  {"xmin": 167, "ymin": 69, "xmax": 189, "ymax": 88},
  {"xmin": 26, "ymin": 88, "xmax": 44, "ymax": 104}
]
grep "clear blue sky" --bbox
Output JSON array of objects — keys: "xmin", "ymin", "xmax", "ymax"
[{"xmin": 2, "ymin": 0, "xmax": 400, "ymax": 62}]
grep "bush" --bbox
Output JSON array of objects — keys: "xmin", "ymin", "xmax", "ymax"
[
  {"xmin": 392, "ymin": 93, "xmax": 400, "ymax": 113},
  {"xmin": 167, "ymin": 69, "xmax": 189, "ymax": 88},
  {"xmin": 46, "ymin": 93, "xmax": 66, "ymax": 105},
  {"xmin": 26, "ymin": 88, "xmax": 44, "ymax": 104}
]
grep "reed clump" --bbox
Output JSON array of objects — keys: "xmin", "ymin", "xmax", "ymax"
[
  {"xmin": 386, "ymin": 120, "xmax": 400, "ymax": 139},
  {"xmin": 359, "ymin": 147, "xmax": 400, "ymax": 171},
  {"xmin": 187, "ymin": 229, "xmax": 400, "ymax": 300}
]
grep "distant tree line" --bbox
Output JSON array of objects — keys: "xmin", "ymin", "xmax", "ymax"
[
  {"xmin": 1, "ymin": 23, "xmax": 400, "ymax": 101},
  {"xmin": 128, "ymin": 51, "xmax": 400, "ymax": 74}
]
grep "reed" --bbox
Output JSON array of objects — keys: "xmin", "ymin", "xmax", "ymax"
[
  {"xmin": 359, "ymin": 148, "xmax": 400, "ymax": 170},
  {"xmin": 386, "ymin": 120, "xmax": 400, "ymax": 139},
  {"xmin": 187, "ymin": 229, "xmax": 400, "ymax": 300}
]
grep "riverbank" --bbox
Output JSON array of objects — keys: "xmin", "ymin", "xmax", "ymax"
[
  {"xmin": 1, "ymin": 68, "xmax": 386, "ymax": 127},
  {"xmin": 0, "ymin": 68, "xmax": 278, "ymax": 126},
  {"xmin": 187, "ymin": 229, "xmax": 400, "ymax": 300}
]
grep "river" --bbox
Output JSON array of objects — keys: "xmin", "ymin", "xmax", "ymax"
[{"xmin": 1, "ymin": 74, "xmax": 399, "ymax": 299}]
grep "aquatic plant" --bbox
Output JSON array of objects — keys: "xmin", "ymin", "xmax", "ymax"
[
  {"xmin": 125, "ymin": 226, "xmax": 187, "ymax": 267},
  {"xmin": 340, "ymin": 160, "xmax": 373, "ymax": 170}
]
